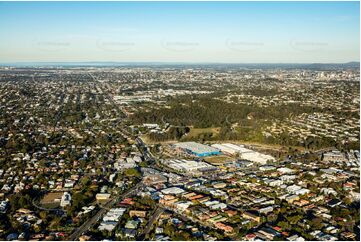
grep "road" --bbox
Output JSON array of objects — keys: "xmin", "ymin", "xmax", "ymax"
[
  {"xmin": 68, "ymin": 136, "xmax": 154, "ymax": 240},
  {"xmin": 136, "ymin": 137, "xmax": 155, "ymax": 163},
  {"xmin": 314, "ymin": 147, "xmax": 334, "ymax": 154},
  {"xmin": 137, "ymin": 206, "xmax": 165, "ymax": 240},
  {"xmin": 32, "ymin": 197, "xmax": 65, "ymax": 215},
  {"xmin": 158, "ymin": 204, "xmax": 211, "ymax": 232},
  {"xmin": 69, "ymin": 132, "xmax": 184, "ymax": 241},
  {"xmin": 67, "ymin": 182, "xmax": 143, "ymax": 241},
  {"xmin": 70, "ymin": 125, "xmax": 334, "ymax": 241},
  {"xmin": 68, "ymin": 131, "xmax": 148, "ymax": 241}
]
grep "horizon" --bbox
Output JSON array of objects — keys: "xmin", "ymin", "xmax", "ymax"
[
  {"xmin": 0, "ymin": 1, "xmax": 359, "ymax": 63},
  {"xmin": 0, "ymin": 61, "xmax": 360, "ymax": 65},
  {"xmin": 1, "ymin": 61, "xmax": 359, "ymax": 71}
]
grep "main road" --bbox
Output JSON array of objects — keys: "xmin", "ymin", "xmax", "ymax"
[
  {"xmin": 137, "ymin": 206, "xmax": 165, "ymax": 240},
  {"xmin": 67, "ymin": 182, "xmax": 143, "ymax": 241}
]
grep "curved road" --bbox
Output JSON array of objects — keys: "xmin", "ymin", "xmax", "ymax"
[{"xmin": 32, "ymin": 197, "xmax": 65, "ymax": 214}]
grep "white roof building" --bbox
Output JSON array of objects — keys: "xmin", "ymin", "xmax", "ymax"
[
  {"xmin": 260, "ymin": 165, "xmax": 276, "ymax": 171},
  {"xmin": 98, "ymin": 208, "xmax": 127, "ymax": 232},
  {"xmin": 294, "ymin": 188, "xmax": 310, "ymax": 195},
  {"xmin": 211, "ymin": 143, "xmax": 276, "ymax": 164},
  {"xmin": 161, "ymin": 159, "xmax": 215, "ymax": 173},
  {"xmin": 286, "ymin": 185, "xmax": 302, "ymax": 193},
  {"xmin": 211, "ymin": 144, "xmax": 238, "ymax": 155},
  {"xmin": 280, "ymin": 175, "xmax": 297, "ymax": 182},
  {"xmin": 98, "ymin": 221, "xmax": 118, "ymax": 231},
  {"xmin": 161, "ymin": 187, "xmax": 185, "ymax": 195},
  {"xmin": 210, "ymin": 202, "xmax": 227, "ymax": 210},
  {"xmin": 60, "ymin": 192, "xmax": 71, "ymax": 207},
  {"xmin": 174, "ymin": 201, "xmax": 193, "ymax": 211},
  {"xmin": 103, "ymin": 208, "xmax": 127, "ymax": 222},
  {"xmin": 277, "ymin": 167, "xmax": 295, "ymax": 174},
  {"xmin": 287, "ymin": 235, "xmax": 305, "ymax": 241}
]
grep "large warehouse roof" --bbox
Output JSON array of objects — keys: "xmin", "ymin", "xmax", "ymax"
[
  {"xmin": 162, "ymin": 159, "xmax": 214, "ymax": 172},
  {"xmin": 161, "ymin": 187, "xmax": 185, "ymax": 195},
  {"xmin": 211, "ymin": 143, "xmax": 276, "ymax": 164},
  {"xmin": 174, "ymin": 142, "xmax": 220, "ymax": 156}
]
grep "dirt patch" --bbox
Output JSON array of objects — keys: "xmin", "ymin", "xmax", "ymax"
[
  {"xmin": 204, "ymin": 155, "xmax": 233, "ymax": 165},
  {"xmin": 40, "ymin": 192, "xmax": 63, "ymax": 205}
]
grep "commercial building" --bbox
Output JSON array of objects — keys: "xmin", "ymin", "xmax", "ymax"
[
  {"xmin": 161, "ymin": 187, "xmax": 185, "ymax": 195},
  {"xmin": 277, "ymin": 167, "xmax": 295, "ymax": 174},
  {"xmin": 173, "ymin": 142, "xmax": 221, "ymax": 157},
  {"xmin": 211, "ymin": 143, "xmax": 275, "ymax": 164},
  {"xmin": 239, "ymin": 151, "xmax": 275, "ymax": 164},
  {"xmin": 211, "ymin": 144, "xmax": 239, "ymax": 155},
  {"xmin": 161, "ymin": 159, "xmax": 217, "ymax": 174}
]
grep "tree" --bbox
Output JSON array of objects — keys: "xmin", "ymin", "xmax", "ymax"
[
  {"xmin": 124, "ymin": 168, "xmax": 141, "ymax": 177},
  {"xmin": 309, "ymin": 217, "xmax": 323, "ymax": 230},
  {"xmin": 277, "ymin": 221, "xmax": 291, "ymax": 231},
  {"xmin": 39, "ymin": 211, "xmax": 48, "ymax": 220},
  {"xmin": 285, "ymin": 214, "xmax": 302, "ymax": 225}
]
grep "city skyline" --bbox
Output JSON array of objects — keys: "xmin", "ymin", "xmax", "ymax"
[{"xmin": 0, "ymin": 1, "xmax": 359, "ymax": 63}]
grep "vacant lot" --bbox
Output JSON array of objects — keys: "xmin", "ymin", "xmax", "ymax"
[
  {"xmin": 204, "ymin": 155, "xmax": 233, "ymax": 165},
  {"xmin": 41, "ymin": 192, "xmax": 63, "ymax": 205},
  {"xmin": 183, "ymin": 127, "xmax": 221, "ymax": 139},
  {"xmin": 141, "ymin": 134, "xmax": 178, "ymax": 145}
]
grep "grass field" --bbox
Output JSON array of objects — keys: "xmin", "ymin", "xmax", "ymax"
[
  {"xmin": 183, "ymin": 127, "xmax": 221, "ymax": 139},
  {"xmin": 141, "ymin": 127, "xmax": 221, "ymax": 144}
]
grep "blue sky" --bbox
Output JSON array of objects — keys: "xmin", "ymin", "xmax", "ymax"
[{"xmin": 0, "ymin": 1, "xmax": 359, "ymax": 63}]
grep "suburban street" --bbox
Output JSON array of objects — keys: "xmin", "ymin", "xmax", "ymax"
[
  {"xmin": 138, "ymin": 206, "xmax": 165, "ymax": 240},
  {"xmin": 67, "ymin": 182, "xmax": 144, "ymax": 241}
]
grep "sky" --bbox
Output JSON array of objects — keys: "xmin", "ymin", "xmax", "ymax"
[{"xmin": 0, "ymin": 1, "xmax": 359, "ymax": 63}]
